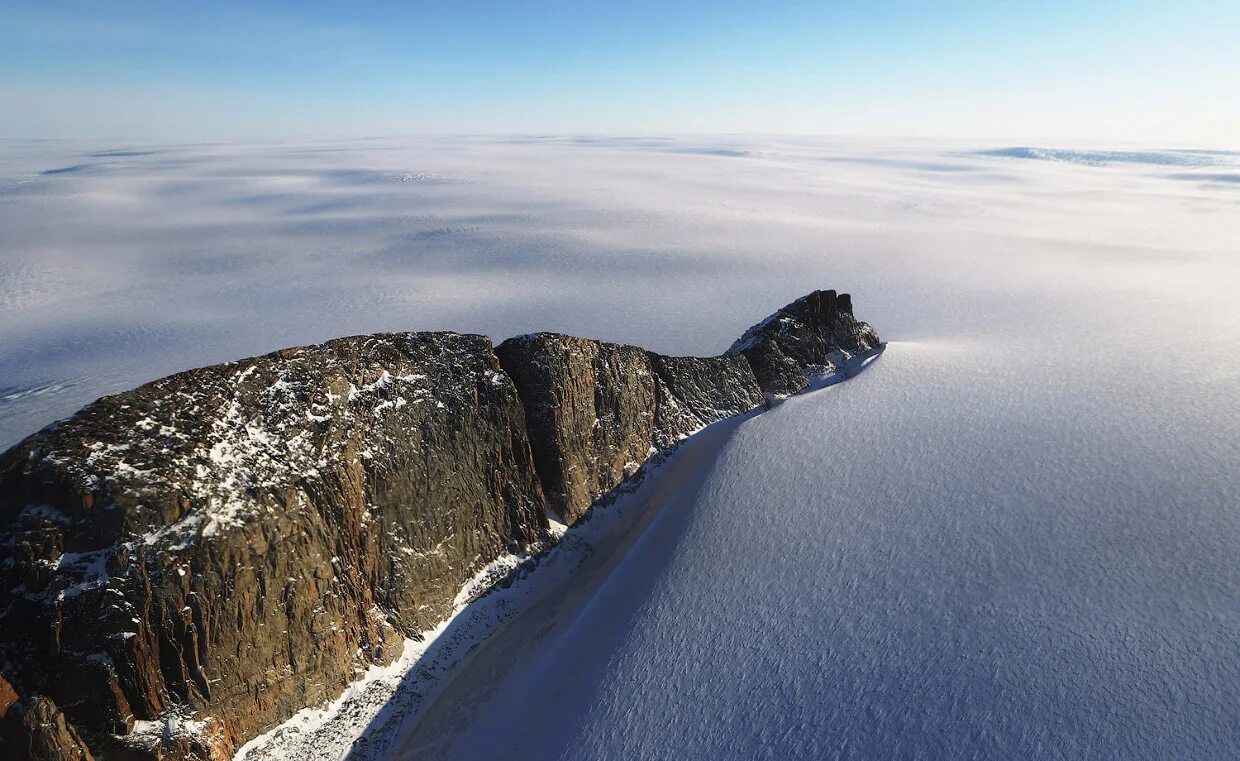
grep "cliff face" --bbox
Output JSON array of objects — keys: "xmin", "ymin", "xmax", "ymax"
[
  {"xmin": 0, "ymin": 333, "xmax": 547, "ymax": 760},
  {"xmin": 649, "ymin": 353, "xmax": 766, "ymax": 450},
  {"xmin": 495, "ymin": 336, "xmax": 658, "ymax": 524},
  {"xmin": 495, "ymin": 337, "xmax": 766, "ymax": 522},
  {"xmin": 0, "ymin": 290, "xmax": 879, "ymax": 761},
  {"xmin": 728, "ymin": 290, "xmax": 881, "ymax": 396}
]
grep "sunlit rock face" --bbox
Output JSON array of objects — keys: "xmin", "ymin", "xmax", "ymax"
[
  {"xmin": 493, "ymin": 291, "xmax": 880, "ymax": 524},
  {"xmin": 0, "ymin": 332, "xmax": 548, "ymax": 760},
  {"xmin": 647, "ymin": 353, "xmax": 766, "ymax": 450},
  {"xmin": 494, "ymin": 336, "xmax": 771, "ymax": 523},
  {"xmin": 728, "ymin": 289, "xmax": 882, "ymax": 396},
  {"xmin": 0, "ymin": 292, "xmax": 877, "ymax": 761},
  {"xmin": 496, "ymin": 334, "xmax": 660, "ymax": 524}
]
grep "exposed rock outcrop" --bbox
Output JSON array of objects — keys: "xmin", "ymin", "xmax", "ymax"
[
  {"xmin": 0, "ymin": 333, "xmax": 547, "ymax": 760},
  {"xmin": 494, "ymin": 336, "xmax": 657, "ymax": 523},
  {"xmin": 0, "ymin": 290, "xmax": 879, "ymax": 760},
  {"xmin": 5, "ymin": 696, "xmax": 96, "ymax": 761},
  {"xmin": 649, "ymin": 353, "xmax": 766, "ymax": 450},
  {"xmin": 728, "ymin": 289, "xmax": 881, "ymax": 396},
  {"xmin": 495, "ymin": 338, "xmax": 765, "ymax": 522}
]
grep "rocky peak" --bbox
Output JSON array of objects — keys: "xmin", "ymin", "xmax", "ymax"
[{"xmin": 728, "ymin": 289, "xmax": 881, "ymax": 396}]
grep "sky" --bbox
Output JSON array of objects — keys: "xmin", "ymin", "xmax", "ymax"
[{"xmin": 0, "ymin": 0, "xmax": 1237, "ymax": 145}]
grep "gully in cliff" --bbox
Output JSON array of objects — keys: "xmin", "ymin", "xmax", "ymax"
[{"xmin": 0, "ymin": 289, "xmax": 881, "ymax": 761}]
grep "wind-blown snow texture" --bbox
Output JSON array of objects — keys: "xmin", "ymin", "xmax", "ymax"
[{"xmin": 2, "ymin": 136, "xmax": 1240, "ymax": 759}]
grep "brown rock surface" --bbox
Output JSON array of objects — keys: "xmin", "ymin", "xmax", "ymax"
[
  {"xmin": 0, "ymin": 291, "xmax": 879, "ymax": 760},
  {"xmin": 728, "ymin": 289, "xmax": 882, "ymax": 396},
  {"xmin": 0, "ymin": 674, "xmax": 18, "ymax": 718},
  {"xmin": 0, "ymin": 332, "xmax": 547, "ymax": 760},
  {"xmin": 7, "ymin": 696, "xmax": 96, "ymax": 761},
  {"xmin": 495, "ymin": 335, "xmax": 659, "ymax": 523}
]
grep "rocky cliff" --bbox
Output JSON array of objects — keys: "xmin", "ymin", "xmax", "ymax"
[
  {"xmin": 728, "ymin": 290, "xmax": 881, "ymax": 396},
  {"xmin": 0, "ymin": 333, "xmax": 548, "ymax": 760},
  {"xmin": 0, "ymin": 290, "xmax": 879, "ymax": 761},
  {"xmin": 495, "ymin": 338, "xmax": 765, "ymax": 522}
]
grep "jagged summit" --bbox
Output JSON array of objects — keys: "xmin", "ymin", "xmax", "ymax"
[
  {"xmin": 0, "ymin": 291, "xmax": 880, "ymax": 761},
  {"xmin": 728, "ymin": 289, "xmax": 881, "ymax": 395}
]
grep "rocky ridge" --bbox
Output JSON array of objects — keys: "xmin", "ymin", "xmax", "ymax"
[
  {"xmin": 729, "ymin": 290, "xmax": 881, "ymax": 396},
  {"xmin": 0, "ymin": 290, "xmax": 880, "ymax": 761}
]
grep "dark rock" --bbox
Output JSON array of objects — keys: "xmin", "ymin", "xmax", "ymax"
[
  {"xmin": 727, "ymin": 289, "xmax": 882, "ymax": 396},
  {"xmin": 495, "ymin": 337, "xmax": 768, "ymax": 523},
  {"xmin": 648, "ymin": 353, "xmax": 764, "ymax": 450},
  {"xmin": 493, "ymin": 291, "xmax": 881, "ymax": 522},
  {"xmin": 0, "ymin": 333, "xmax": 547, "ymax": 760},
  {"xmin": 6, "ymin": 696, "xmax": 95, "ymax": 761},
  {"xmin": 0, "ymin": 291, "xmax": 879, "ymax": 760},
  {"xmin": 495, "ymin": 335, "xmax": 658, "ymax": 523}
]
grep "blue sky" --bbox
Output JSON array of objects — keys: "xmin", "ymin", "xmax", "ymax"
[{"xmin": 1, "ymin": 1, "xmax": 1236, "ymax": 144}]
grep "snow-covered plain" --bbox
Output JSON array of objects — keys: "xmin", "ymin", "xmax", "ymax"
[{"xmin": 2, "ymin": 136, "xmax": 1239, "ymax": 759}]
